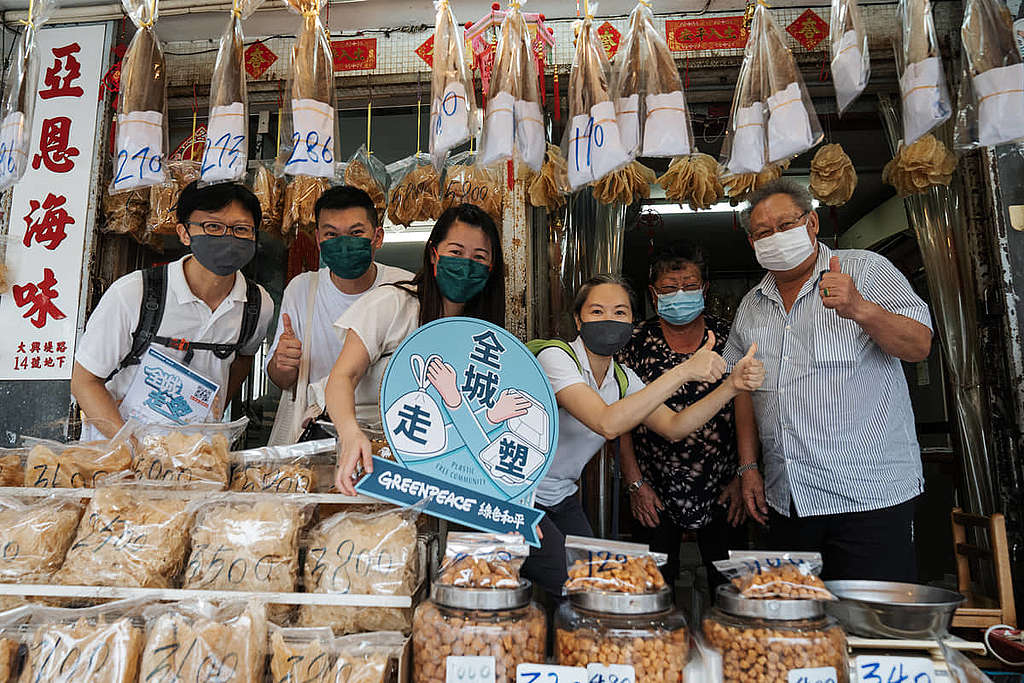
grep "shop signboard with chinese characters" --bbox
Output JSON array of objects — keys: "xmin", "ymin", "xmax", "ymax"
[
  {"xmin": 0, "ymin": 25, "xmax": 107, "ymax": 381},
  {"xmin": 356, "ymin": 318, "xmax": 559, "ymax": 545}
]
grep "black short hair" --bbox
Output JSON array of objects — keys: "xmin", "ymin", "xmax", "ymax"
[
  {"xmin": 650, "ymin": 240, "xmax": 708, "ymax": 283},
  {"xmin": 573, "ymin": 274, "xmax": 636, "ymax": 318},
  {"xmin": 314, "ymin": 185, "xmax": 378, "ymax": 227},
  {"xmin": 176, "ymin": 180, "xmax": 262, "ymax": 228}
]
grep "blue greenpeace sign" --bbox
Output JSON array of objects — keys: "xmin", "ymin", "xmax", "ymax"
[{"xmin": 356, "ymin": 318, "xmax": 559, "ymax": 545}]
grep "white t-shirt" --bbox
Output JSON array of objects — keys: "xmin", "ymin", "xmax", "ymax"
[
  {"xmin": 534, "ymin": 336, "xmax": 644, "ymax": 507},
  {"xmin": 75, "ymin": 255, "xmax": 274, "ymax": 440},
  {"xmin": 267, "ymin": 263, "xmax": 412, "ymax": 387},
  {"xmin": 333, "ymin": 283, "xmax": 421, "ymax": 423}
]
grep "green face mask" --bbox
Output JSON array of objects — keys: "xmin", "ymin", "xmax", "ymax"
[
  {"xmin": 435, "ymin": 254, "xmax": 491, "ymax": 303},
  {"xmin": 319, "ymin": 234, "xmax": 373, "ymax": 279}
]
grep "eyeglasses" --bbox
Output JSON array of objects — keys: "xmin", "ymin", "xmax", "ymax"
[
  {"xmin": 653, "ymin": 283, "xmax": 702, "ymax": 296},
  {"xmin": 749, "ymin": 211, "xmax": 810, "ymax": 241},
  {"xmin": 187, "ymin": 221, "xmax": 257, "ymax": 239}
]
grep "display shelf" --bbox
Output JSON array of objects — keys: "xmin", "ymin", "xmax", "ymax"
[
  {"xmin": 0, "ymin": 486, "xmax": 376, "ymax": 504},
  {"xmin": 848, "ymin": 635, "xmax": 988, "ymax": 655}
]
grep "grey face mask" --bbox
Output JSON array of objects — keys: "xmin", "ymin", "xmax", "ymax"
[
  {"xmin": 190, "ymin": 235, "xmax": 256, "ymax": 276},
  {"xmin": 578, "ymin": 320, "xmax": 633, "ymax": 356}
]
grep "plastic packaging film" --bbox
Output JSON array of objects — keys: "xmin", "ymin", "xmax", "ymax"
[
  {"xmin": 344, "ymin": 144, "xmax": 390, "ymax": 221},
  {"xmin": 563, "ymin": 536, "xmax": 668, "ymax": 594},
  {"xmin": 436, "ymin": 532, "xmax": 528, "ymax": 588},
  {"xmin": 896, "ymin": 0, "xmax": 951, "ymax": 145},
  {"xmin": 282, "ymin": 174, "xmax": 330, "ymax": 240},
  {"xmin": 255, "ymin": 161, "xmax": 285, "ymax": 235},
  {"xmin": 441, "ymin": 151, "xmax": 504, "ymax": 225},
  {"xmin": 23, "ymin": 436, "xmax": 133, "ymax": 489},
  {"xmin": 0, "ymin": 448, "xmax": 25, "ymax": 486},
  {"xmin": 429, "ymin": 0, "xmax": 478, "ymax": 169},
  {"xmin": 0, "ymin": 495, "xmax": 82, "ymax": 588},
  {"xmin": 130, "ymin": 418, "xmax": 248, "ymax": 490},
  {"xmin": 829, "ymin": 0, "xmax": 870, "ymax": 115},
  {"xmin": 270, "ymin": 628, "xmax": 404, "ymax": 683},
  {"xmin": 712, "ymin": 551, "xmax": 836, "ymax": 600},
  {"xmin": 387, "ymin": 153, "xmax": 443, "ymax": 228},
  {"xmin": 147, "ymin": 160, "xmax": 200, "ymax": 235},
  {"xmin": 229, "ymin": 452, "xmax": 317, "ymax": 493}
]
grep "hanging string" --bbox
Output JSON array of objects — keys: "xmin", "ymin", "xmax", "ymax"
[
  {"xmin": 276, "ymin": 80, "xmax": 283, "ymax": 156},
  {"xmin": 416, "ymin": 74, "xmax": 422, "ymax": 154},
  {"xmin": 191, "ymin": 83, "xmax": 198, "ymax": 153},
  {"xmin": 366, "ymin": 77, "xmax": 373, "ymax": 154}
]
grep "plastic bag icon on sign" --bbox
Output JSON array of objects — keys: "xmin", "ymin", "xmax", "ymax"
[
  {"xmin": 505, "ymin": 393, "xmax": 550, "ymax": 453},
  {"xmin": 384, "ymin": 354, "xmax": 447, "ymax": 456}
]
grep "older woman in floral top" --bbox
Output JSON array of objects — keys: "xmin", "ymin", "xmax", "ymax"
[{"xmin": 617, "ymin": 241, "xmax": 755, "ymax": 591}]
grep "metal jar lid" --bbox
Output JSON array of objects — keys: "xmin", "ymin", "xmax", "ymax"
[
  {"xmin": 568, "ymin": 587, "xmax": 673, "ymax": 615},
  {"xmin": 715, "ymin": 585, "xmax": 825, "ymax": 620},
  {"xmin": 431, "ymin": 580, "xmax": 533, "ymax": 611}
]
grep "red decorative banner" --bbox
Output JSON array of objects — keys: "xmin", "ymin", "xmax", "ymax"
[
  {"xmin": 474, "ymin": 42, "xmax": 497, "ymax": 95},
  {"xmin": 665, "ymin": 16, "xmax": 748, "ymax": 51},
  {"xmin": 786, "ymin": 9, "xmax": 829, "ymax": 50},
  {"xmin": 596, "ymin": 21, "xmax": 622, "ymax": 60},
  {"xmin": 244, "ymin": 40, "xmax": 277, "ymax": 79},
  {"xmin": 416, "ymin": 34, "xmax": 434, "ymax": 67},
  {"xmin": 172, "ymin": 125, "xmax": 207, "ymax": 162},
  {"xmin": 332, "ymin": 38, "xmax": 377, "ymax": 72}
]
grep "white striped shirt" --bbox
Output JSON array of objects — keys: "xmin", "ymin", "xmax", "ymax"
[{"xmin": 723, "ymin": 244, "xmax": 932, "ymax": 517}]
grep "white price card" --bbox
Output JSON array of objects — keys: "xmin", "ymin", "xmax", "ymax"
[
  {"xmin": 432, "ymin": 81, "xmax": 471, "ymax": 157},
  {"xmin": 283, "ymin": 98, "xmax": 335, "ymax": 178},
  {"xmin": 0, "ymin": 111, "xmax": 26, "ymax": 187},
  {"xmin": 517, "ymin": 664, "xmax": 588, "ymax": 683},
  {"xmin": 789, "ymin": 666, "xmax": 839, "ymax": 683},
  {"xmin": 446, "ymin": 656, "xmax": 496, "ymax": 683},
  {"xmin": 855, "ymin": 655, "xmax": 936, "ymax": 683},
  {"xmin": 585, "ymin": 663, "xmax": 635, "ymax": 683},
  {"xmin": 113, "ymin": 110, "xmax": 166, "ymax": 190},
  {"xmin": 201, "ymin": 102, "xmax": 247, "ymax": 183}
]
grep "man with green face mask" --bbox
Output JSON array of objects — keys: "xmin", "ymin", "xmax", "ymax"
[{"xmin": 267, "ymin": 185, "xmax": 412, "ymax": 445}]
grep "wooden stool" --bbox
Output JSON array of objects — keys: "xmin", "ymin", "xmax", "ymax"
[{"xmin": 950, "ymin": 508, "xmax": 1017, "ymax": 629}]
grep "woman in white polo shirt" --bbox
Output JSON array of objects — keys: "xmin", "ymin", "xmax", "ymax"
[
  {"xmin": 328, "ymin": 203, "xmax": 506, "ymax": 494},
  {"xmin": 524, "ymin": 274, "xmax": 764, "ymax": 598}
]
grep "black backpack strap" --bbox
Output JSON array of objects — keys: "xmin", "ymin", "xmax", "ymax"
[{"xmin": 107, "ymin": 265, "xmax": 168, "ymax": 381}]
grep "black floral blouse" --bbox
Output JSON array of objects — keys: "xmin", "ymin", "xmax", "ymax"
[{"xmin": 617, "ymin": 315, "xmax": 738, "ymax": 530}]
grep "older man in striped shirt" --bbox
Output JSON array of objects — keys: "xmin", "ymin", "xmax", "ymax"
[{"xmin": 723, "ymin": 178, "xmax": 933, "ymax": 582}]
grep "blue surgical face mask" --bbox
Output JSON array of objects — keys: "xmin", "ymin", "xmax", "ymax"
[{"xmin": 657, "ymin": 288, "xmax": 705, "ymax": 326}]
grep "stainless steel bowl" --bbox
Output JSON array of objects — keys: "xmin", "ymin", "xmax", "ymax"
[{"xmin": 825, "ymin": 580, "xmax": 964, "ymax": 639}]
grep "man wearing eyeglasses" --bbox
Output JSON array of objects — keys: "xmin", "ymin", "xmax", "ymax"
[
  {"xmin": 722, "ymin": 178, "xmax": 933, "ymax": 582},
  {"xmin": 72, "ymin": 181, "xmax": 273, "ymax": 440}
]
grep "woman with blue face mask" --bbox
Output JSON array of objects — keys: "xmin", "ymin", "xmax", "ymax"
[
  {"xmin": 329, "ymin": 203, "xmax": 506, "ymax": 494},
  {"xmin": 617, "ymin": 241, "xmax": 754, "ymax": 595}
]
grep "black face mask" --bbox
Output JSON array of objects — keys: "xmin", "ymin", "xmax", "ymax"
[
  {"xmin": 578, "ymin": 320, "xmax": 633, "ymax": 356},
  {"xmin": 190, "ymin": 235, "xmax": 256, "ymax": 276}
]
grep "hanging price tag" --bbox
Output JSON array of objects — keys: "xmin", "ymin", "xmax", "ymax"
[
  {"xmin": 479, "ymin": 91, "xmax": 515, "ymax": 167},
  {"xmin": 517, "ymin": 664, "xmax": 588, "ymax": 683},
  {"xmin": 446, "ymin": 656, "xmax": 496, "ymax": 683},
  {"xmin": 855, "ymin": 655, "xmax": 936, "ymax": 683},
  {"xmin": 112, "ymin": 110, "xmax": 166, "ymax": 190},
  {"xmin": 284, "ymin": 98, "xmax": 335, "ymax": 178},
  {"xmin": 432, "ymin": 81, "xmax": 471, "ymax": 158},
  {"xmin": 788, "ymin": 666, "xmax": 838, "ymax": 683},
  {"xmin": 0, "ymin": 111, "xmax": 26, "ymax": 187},
  {"xmin": 201, "ymin": 102, "xmax": 247, "ymax": 183},
  {"xmin": 585, "ymin": 663, "xmax": 635, "ymax": 683}
]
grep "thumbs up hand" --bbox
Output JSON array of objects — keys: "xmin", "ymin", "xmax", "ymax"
[
  {"xmin": 272, "ymin": 313, "xmax": 303, "ymax": 374},
  {"xmin": 680, "ymin": 330, "xmax": 727, "ymax": 383},
  {"xmin": 819, "ymin": 255, "xmax": 865, "ymax": 320},
  {"xmin": 729, "ymin": 343, "xmax": 765, "ymax": 392}
]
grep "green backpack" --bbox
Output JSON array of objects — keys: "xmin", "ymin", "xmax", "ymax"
[{"xmin": 526, "ymin": 338, "xmax": 629, "ymax": 400}]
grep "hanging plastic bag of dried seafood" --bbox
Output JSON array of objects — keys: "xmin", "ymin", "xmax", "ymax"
[
  {"xmin": 829, "ymin": 0, "xmax": 870, "ymax": 115},
  {"xmin": 809, "ymin": 144, "xmax": 857, "ymax": 206},
  {"xmin": 896, "ymin": 0, "xmax": 952, "ymax": 145},
  {"xmin": 954, "ymin": 0, "xmax": 1024, "ymax": 148},
  {"xmin": 430, "ymin": 0, "xmax": 479, "ymax": 168},
  {"xmin": 344, "ymin": 144, "xmax": 390, "ymax": 221},
  {"xmin": 563, "ymin": 7, "xmax": 631, "ymax": 190},
  {"xmin": 657, "ymin": 154, "xmax": 724, "ymax": 211},
  {"xmin": 612, "ymin": 0, "xmax": 694, "ymax": 158},
  {"xmin": 478, "ymin": 0, "xmax": 546, "ymax": 172},
  {"xmin": 387, "ymin": 153, "xmax": 443, "ymax": 227},
  {"xmin": 275, "ymin": 0, "xmax": 337, "ymax": 179},
  {"xmin": 441, "ymin": 151, "xmax": 505, "ymax": 225}
]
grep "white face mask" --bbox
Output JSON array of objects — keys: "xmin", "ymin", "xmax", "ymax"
[{"xmin": 752, "ymin": 222, "xmax": 816, "ymax": 272}]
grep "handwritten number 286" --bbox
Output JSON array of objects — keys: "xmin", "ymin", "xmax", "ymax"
[{"xmin": 285, "ymin": 130, "xmax": 334, "ymax": 167}]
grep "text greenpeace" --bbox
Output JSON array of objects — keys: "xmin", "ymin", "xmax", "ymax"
[{"xmin": 377, "ymin": 470, "xmax": 478, "ymax": 513}]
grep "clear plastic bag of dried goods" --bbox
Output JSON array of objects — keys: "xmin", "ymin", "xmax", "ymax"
[
  {"xmin": 0, "ymin": 446, "xmax": 25, "ymax": 486},
  {"xmin": 430, "ymin": 0, "xmax": 478, "ymax": 169},
  {"xmin": 282, "ymin": 174, "xmax": 329, "ymax": 240},
  {"xmin": 437, "ymin": 532, "xmax": 528, "ymax": 588},
  {"xmin": 563, "ymin": 535, "xmax": 668, "ymax": 594},
  {"xmin": 527, "ymin": 143, "xmax": 569, "ymax": 211},
  {"xmin": 147, "ymin": 160, "xmax": 200, "ymax": 235},
  {"xmin": 897, "ymin": 0, "xmax": 952, "ymax": 145},
  {"xmin": 387, "ymin": 153, "xmax": 443, "ymax": 228},
  {"xmin": 0, "ymin": 607, "xmax": 26, "ymax": 679},
  {"xmin": 229, "ymin": 439, "xmax": 335, "ymax": 493},
  {"xmin": 344, "ymin": 144, "xmax": 390, "ymax": 222},
  {"xmin": 441, "ymin": 151, "xmax": 504, "ymax": 225},
  {"xmin": 478, "ymin": 0, "xmax": 545, "ymax": 172},
  {"xmin": 299, "ymin": 505, "xmax": 421, "ymax": 634},
  {"xmin": 269, "ymin": 627, "xmax": 404, "ymax": 683},
  {"xmin": 613, "ymin": 0, "xmax": 694, "ymax": 159},
  {"xmin": 954, "ymin": 0, "xmax": 1024, "ymax": 149},
  {"xmin": 0, "ymin": 0, "xmax": 56, "ymax": 191},
  {"xmin": 110, "ymin": 0, "xmax": 168, "ymax": 193},
  {"xmin": 139, "ymin": 600, "xmax": 267, "ymax": 683},
  {"xmin": 275, "ymin": 0, "xmax": 336, "ymax": 179},
  {"xmin": 0, "ymin": 493, "xmax": 82, "ymax": 587},
  {"xmin": 102, "ymin": 186, "xmax": 149, "ymax": 234},
  {"xmin": 563, "ymin": 9, "xmax": 632, "ymax": 190},
  {"xmin": 56, "ymin": 480, "xmax": 194, "ymax": 589},
  {"xmin": 129, "ymin": 417, "xmax": 247, "ymax": 489},
  {"xmin": 254, "ymin": 160, "xmax": 285, "ymax": 236},
  {"xmin": 713, "ymin": 550, "xmax": 836, "ymax": 600},
  {"xmin": 16, "ymin": 598, "xmax": 150, "ymax": 683},
  {"xmin": 829, "ymin": 0, "xmax": 869, "ymax": 115},
  {"xmin": 22, "ymin": 428, "xmax": 134, "ymax": 489},
  {"xmin": 200, "ymin": 0, "xmax": 265, "ymax": 185}
]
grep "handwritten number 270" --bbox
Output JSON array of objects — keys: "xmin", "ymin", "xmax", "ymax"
[
  {"xmin": 860, "ymin": 662, "xmax": 931, "ymax": 683},
  {"xmin": 114, "ymin": 146, "xmax": 162, "ymax": 186}
]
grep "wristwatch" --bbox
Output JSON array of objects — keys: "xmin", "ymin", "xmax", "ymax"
[
  {"xmin": 627, "ymin": 479, "xmax": 646, "ymax": 494},
  {"xmin": 737, "ymin": 463, "xmax": 759, "ymax": 477}
]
